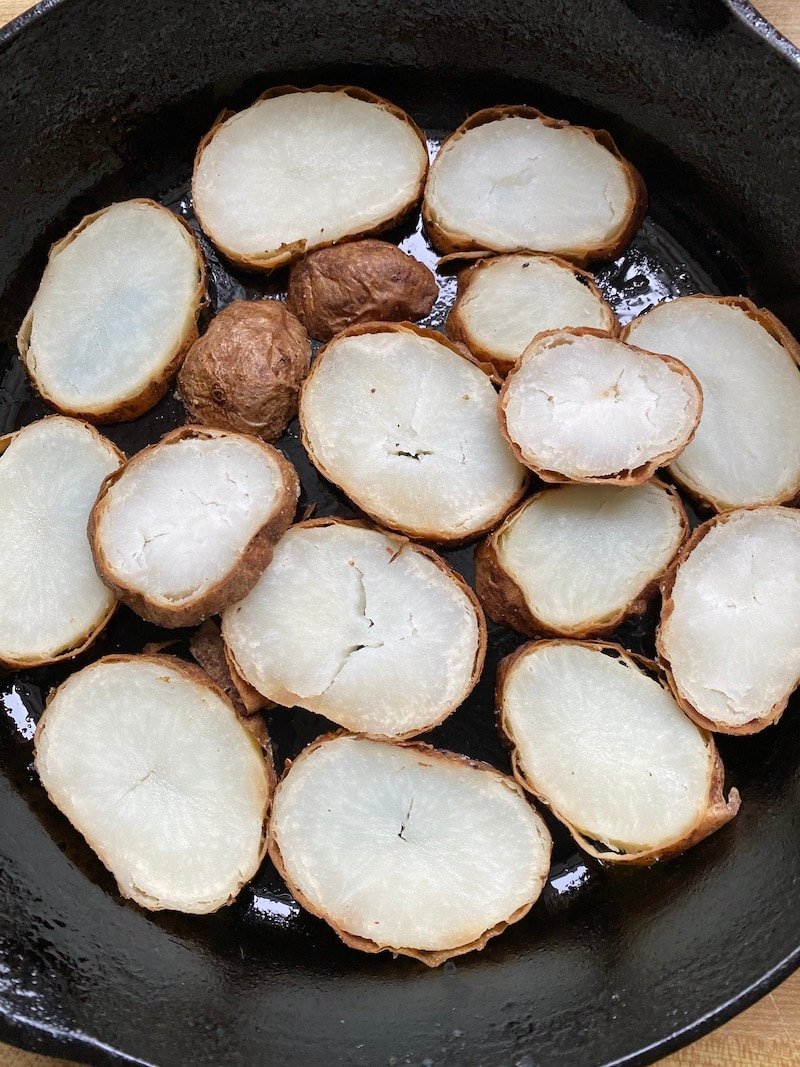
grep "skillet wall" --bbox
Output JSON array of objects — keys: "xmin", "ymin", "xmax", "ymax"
[{"xmin": 1, "ymin": 1, "xmax": 800, "ymax": 1066}]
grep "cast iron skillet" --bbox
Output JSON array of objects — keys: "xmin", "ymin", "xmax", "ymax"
[{"xmin": 1, "ymin": 1, "xmax": 800, "ymax": 1064}]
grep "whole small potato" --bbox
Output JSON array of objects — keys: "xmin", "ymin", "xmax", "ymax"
[
  {"xmin": 178, "ymin": 300, "xmax": 310, "ymax": 441},
  {"xmin": 286, "ymin": 239, "xmax": 438, "ymax": 341}
]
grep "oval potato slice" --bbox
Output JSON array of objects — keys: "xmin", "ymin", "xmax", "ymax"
[
  {"xmin": 193, "ymin": 86, "xmax": 428, "ymax": 270},
  {"xmin": 268, "ymin": 734, "xmax": 552, "ymax": 965},
  {"xmin": 624, "ymin": 295, "xmax": 800, "ymax": 510},
  {"xmin": 35, "ymin": 655, "xmax": 273, "ymax": 914},
  {"xmin": 222, "ymin": 517, "xmax": 485, "ymax": 738},
  {"xmin": 423, "ymin": 106, "xmax": 645, "ymax": 261},
  {"xmin": 498, "ymin": 328, "xmax": 702, "ymax": 484},
  {"xmin": 0, "ymin": 417, "xmax": 123, "ymax": 669},
  {"xmin": 658, "ymin": 506, "xmax": 800, "ymax": 734},
  {"xmin": 498, "ymin": 640, "xmax": 739, "ymax": 863},
  {"xmin": 18, "ymin": 200, "xmax": 205, "ymax": 423}
]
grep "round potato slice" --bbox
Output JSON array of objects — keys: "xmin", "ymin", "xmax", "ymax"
[
  {"xmin": 498, "ymin": 640, "xmax": 739, "ymax": 863},
  {"xmin": 268, "ymin": 734, "xmax": 552, "ymax": 965},
  {"xmin": 447, "ymin": 252, "xmax": 617, "ymax": 375},
  {"xmin": 658, "ymin": 506, "xmax": 800, "ymax": 734},
  {"xmin": 223, "ymin": 518, "xmax": 485, "ymax": 738},
  {"xmin": 90, "ymin": 426, "xmax": 299, "ymax": 627},
  {"xmin": 423, "ymin": 106, "xmax": 645, "ymax": 261},
  {"xmin": 498, "ymin": 328, "xmax": 702, "ymax": 484},
  {"xmin": 624, "ymin": 295, "xmax": 800, "ymax": 510},
  {"xmin": 18, "ymin": 199, "xmax": 205, "ymax": 423},
  {"xmin": 193, "ymin": 86, "xmax": 428, "ymax": 270},
  {"xmin": 0, "ymin": 417, "xmax": 123, "ymax": 668},
  {"xmin": 477, "ymin": 481, "xmax": 687, "ymax": 638},
  {"xmin": 35, "ymin": 655, "xmax": 273, "ymax": 914},
  {"xmin": 300, "ymin": 323, "xmax": 527, "ymax": 542}
]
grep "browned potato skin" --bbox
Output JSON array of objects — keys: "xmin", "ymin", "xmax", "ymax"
[
  {"xmin": 267, "ymin": 731, "xmax": 551, "ymax": 966},
  {"xmin": 286, "ymin": 240, "xmax": 438, "ymax": 342},
  {"xmin": 496, "ymin": 639, "xmax": 740, "ymax": 866},
  {"xmin": 88, "ymin": 426, "xmax": 300, "ymax": 628},
  {"xmin": 178, "ymin": 300, "xmax": 311, "ymax": 441},
  {"xmin": 475, "ymin": 479, "xmax": 688, "ymax": 640}
]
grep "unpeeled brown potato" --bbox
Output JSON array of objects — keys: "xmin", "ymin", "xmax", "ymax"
[
  {"xmin": 178, "ymin": 300, "xmax": 311, "ymax": 440},
  {"xmin": 286, "ymin": 240, "xmax": 438, "ymax": 341}
]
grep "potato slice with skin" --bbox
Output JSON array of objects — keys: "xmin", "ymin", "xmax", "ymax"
[
  {"xmin": 498, "ymin": 640, "xmax": 739, "ymax": 864},
  {"xmin": 268, "ymin": 733, "xmax": 552, "ymax": 965},
  {"xmin": 423, "ymin": 106, "xmax": 646, "ymax": 262},
  {"xmin": 447, "ymin": 252, "xmax": 617, "ymax": 376},
  {"xmin": 223, "ymin": 517, "xmax": 486, "ymax": 739},
  {"xmin": 34, "ymin": 655, "xmax": 273, "ymax": 914},
  {"xmin": 477, "ymin": 480, "xmax": 687, "ymax": 638},
  {"xmin": 89, "ymin": 426, "xmax": 299, "ymax": 627},
  {"xmin": 193, "ymin": 86, "xmax": 428, "ymax": 271},
  {"xmin": 0, "ymin": 417, "xmax": 123, "ymax": 669},
  {"xmin": 658, "ymin": 506, "xmax": 800, "ymax": 734},
  {"xmin": 18, "ymin": 200, "xmax": 205, "ymax": 423},
  {"xmin": 300, "ymin": 322, "xmax": 527, "ymax": 543},
  {"xmin": 498, "ymin": 328, "xmax": 702, "ymax": 484},
  {"xmin": 623, "ymin": 295, "xmax": 800, "ymax": 511}
]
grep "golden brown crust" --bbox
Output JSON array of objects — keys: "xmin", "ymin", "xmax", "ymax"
[
  {"xmin": 286, "ymin": 240, "xmax": 438, "ymax": 341},
  {"xmin": 177, "ymin": 300, "xmax": 311, "ymax": 441},
  {"xmin": 267, "ymin": 731, "xmax": 551, "ymax": 965},
  {"xmin": 88, "ymin": 426, "xmax": 299, "ymax": 628},
  {"xmin": 497, "ymin": 327, "xmax": 703, "ymax": 485},
  {"xmin": 190, "ymin": 620, "xmax": 270, "ymax": 716},
  {"xmin": 17, "ymin": 199, "xmax": 207, "ymax": 424},
  {"xmin": 496, "ymin": 639, "xmax": 739, "ymax": 865},
  {"xmin": 475, "ymin": 478, "xmax": 688, "ymax": 639},
  {"xmin": 423, "ymin": 106, "xmax": 647, "ymax": 263},
  {"xmin": 299, "ymin": 321, "xmax": 529, "ymax": 545},
  {"xmin": 622, "ymin": 294, "xmax": 800, "ymax": 512},
  {"xmin": 446, "ymin": 252, "xmax": 619, "ymax": 377},
  {"xmin": 192, "ymin": 86, "xmax": 429, "ymax": 272}
]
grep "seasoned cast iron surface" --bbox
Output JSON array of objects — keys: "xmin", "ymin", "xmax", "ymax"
[{"xmin": 1, "ymin": 2, "xmax": 800, "ymax": 1066}]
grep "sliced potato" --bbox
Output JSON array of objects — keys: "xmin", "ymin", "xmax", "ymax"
[
  {"xmin": 423, "ymin": 106, "xmax": 645, "ymax": 261},
  {"xmin": 223, "ymin": 518, "xmax": 485, "ymax": 738},
  {"xmin": 447, "ymin": 252, "xmax": 617, "ymax": 375},
  {"xmin": 300, "ymin": 322, "xmax": 527, "ymax": 542},
  {"xmin": 34, "ymin": 655, "xmax": 273, "ymax": 913},
  {"xmin": 0, "ymin": 417, "xmax": 123, "ymax": 669},
  {"xmin": 193, "ymin": 86, "xmax": 428, "ymax": 270},
  {"xmin": 190, "ymin": 619, "xmax": 269, "ymax": 718},
  {"xmin": 268, "ymin": 734, "xmax": 552, "ymax": 965},
  {"xmin": 477, "ymin": 481, "xmax": 687, "ymax": 638},
  {"xmin": 90, "ymin": 426, "xmax": 299, "ymax": 627},
  {"xmin": 498, "ymin": 640, "xmax": 739, "ymax": 863},
  {"xmin": 624, "ymin": 295, "xmax": 800, "ymax": 510},
  {"xmin": 498, "ymin": 328, "xmax": 702, "ymax": 484},
  {"xmin": 18, "ymin": 200, "xmax": 205, "ymax": 423},
  {"xmin": 658, "ymin": 506, "xmax": 800, "ymax": 734}
]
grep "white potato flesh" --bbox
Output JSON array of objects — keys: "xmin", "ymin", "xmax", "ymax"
[
  {"xmin": 626, "ymin": 298, "xmax": 800, "ymax": 509},
  {"xmin": 0, "ymin": 418, "xmax": 121, "ymax": 665},
  {"xmin": 301, "ymin": 329, "xmax": 526, "ymax": 539},
  {"xmin": 453, "ymin": 255, "xmax": 613, "ymax": 368},
  {"xmin": 193, "ymin": 91, "xmax": 427, "ymax": 261},
  {"xmin": 23, "ymin": 201, "xmax": 201, "ymax": 415},
  {"xmin": 660, "ymin": 507, "xmax": 800, "ymax": 728},
  {"xmin": 497, "ymin": 483, "xmax": 684, "ymax": 632},
  {"xmin": 270, "ymin": 736, "xmax": 550, "ymax": 954},
  {"xmin": 35, "ymin": 657, "xmax": 270, "ymax": 912},
  {"xmin": 425, "ymin": 116, "xmax": 633, "ymax": 255},
  {"xmin": 502, "ymin": 643, "xmax": 713, "ymax": 853},
  {"xmin": 223, "ymin": 523, "xmax": 481, "ymax": 736},
  {"xmin": 94, "ymin": 435, "xmax": 284, "ymax": 607},
  {"xmin": 502, "ymin": 332, "xmax": 700, "ymax": 480}
]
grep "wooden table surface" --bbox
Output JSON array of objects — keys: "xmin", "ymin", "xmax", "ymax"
[{"xmin": 0, "ymin": 1, "xmax": 798, "ymax": 1064}]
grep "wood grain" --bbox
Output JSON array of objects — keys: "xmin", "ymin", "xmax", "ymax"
[{"xmin": 0, "ymin": 1, "xmax": 798, "ymax": 1065}]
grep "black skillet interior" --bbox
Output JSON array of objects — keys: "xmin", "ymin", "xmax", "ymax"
[{"xmin": 1, "ymin": 1, "xmax": 800, "ymax": 1065}]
